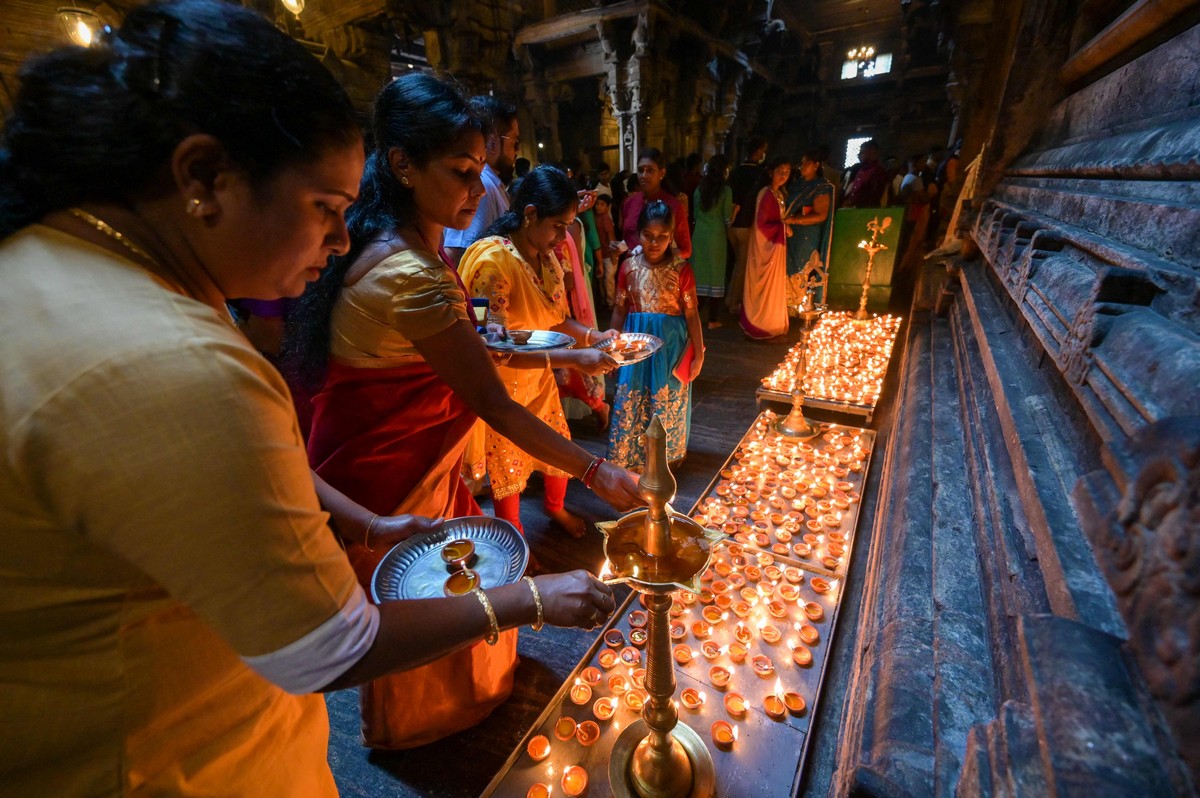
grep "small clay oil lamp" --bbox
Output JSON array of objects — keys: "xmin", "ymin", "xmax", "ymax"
[
  {"xmin": 554, "ymin": 715, "xmax": 577, "ymax": 741},
  {"xmin": 570, "ymin": 680, "xmax": 593, "ymax": 705},
  {"xmin": 526, "ymin": 734, "xmax": 551, "ymax": 762},
  {"xmin": 763, "ymin": 693, "xmax": 786, "ymax": 721},
  {"xmin": 679, "ymin": 687, "xmax": 704, "ymax": 710},
  {"xmin": 791, "ymin": 645, "xmax": 813, "ymax": 667},
  {"xmin": 576, "ymin": 720, "xmax": 601, "ymax": 747},
  {"xmin": 723, "ymin": 692, "xmax": 747, "ymax": 718},
  {"xmin": 783, "ymin": 692, "xmax": 806, "ymax": 716},
  {"xmin": 672, "ymin": 644, "xmax": 694, "ymax": 665},
  {"xmin": 442, "ymin": 568, "xmax": 480, "ymax": 597},
  {"xmin": 711, "ymin": 721, "xmax": 737, "ymax": 751},
  {"xmin": 593, "ymin": 696, "xmax": 617, "ymax": 721},
  {"xmin": 440, "ymin": 538, "xmax": 475, "ymax": 571},
  {"xmin": 751, "ymin": 655, "xmax": 775, "ymax": 677},
  {"xmin": 561, "ymin": 765, "xmax": 589, "ymax": 797}
]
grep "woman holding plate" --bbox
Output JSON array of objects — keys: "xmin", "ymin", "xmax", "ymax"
[
  {"xmin": 286, "ymin": 75, "xmax": 636, "ymax": 750},
  {"xmin": 460, "ymin": 166, "xmax": 620, "ymax": 538}
]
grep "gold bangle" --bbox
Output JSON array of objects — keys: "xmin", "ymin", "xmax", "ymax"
[
  {"xmin": 523, "ymin": 576, "xmax": 544, "ymax": 631},
  {"xmin": 472, "ymin": 587, "xmax": 500, "ymax": 645},
  {"xmin": 363, "ymin": 514, "xmax": 379, "ymax": 551},
  {"xmin": 543, "ymin": 350, "xmax": 551, "ymax": 367}
]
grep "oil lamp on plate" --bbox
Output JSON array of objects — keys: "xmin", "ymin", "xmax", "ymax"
[{"xmin": 597, "ymin": 415, "xmax": 722, "ymax": 798}]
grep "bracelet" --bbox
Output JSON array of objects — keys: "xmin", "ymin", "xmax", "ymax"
[
  {"xmin": 472, "ymin": 587, "xmax": 500, "ymax": 645},
  {"xmin": 543, "ymin": 351, "xmax": 551, "ymax": 368},
  {"xmin": 582, "ymin": 455, "xmax": 606, "ymax": 489},
  {"xmin": 523, "ymin": 576, "xmax": 544, "ymax": 632},
  {"xmin": 363, "ymin": 514, "xmax": 379, "ymax": 551}
]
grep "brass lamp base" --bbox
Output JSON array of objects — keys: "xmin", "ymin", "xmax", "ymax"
[
  {"xmin": 774, "ymin": 405, "xmax": 822, "ymax": 439},
  {"xmin": 610, "ymin": 719, "xmax": 716, "ymax": 798}
]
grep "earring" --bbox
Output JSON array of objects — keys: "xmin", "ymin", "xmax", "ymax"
[
  {"xmin": 187, "ymin": 198, "xmax": 203, "ymax": 216},
  {"xmin": 523, "ymin": 216, "xmax": 531, "ymax": 229},
  {"xmin": 400, "ymin": 176, "xmax": 412, "ymax": 187}
]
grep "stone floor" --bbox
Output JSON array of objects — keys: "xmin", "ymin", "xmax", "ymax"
[{"xmin": 326, "ymin": 305, "xmax": 904, "ymax": 797}]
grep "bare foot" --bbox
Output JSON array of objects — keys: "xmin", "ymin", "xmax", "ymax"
[{"xmin": 547, "ymin": 507, "xmax": 589, "ymax": 539}]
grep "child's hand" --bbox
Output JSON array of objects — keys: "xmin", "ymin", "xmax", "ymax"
[{"xmin": 689, "ymin": 353, "xmax": 705, "ymax": 382}]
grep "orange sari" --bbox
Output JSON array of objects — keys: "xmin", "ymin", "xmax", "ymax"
[{"xmin": 306, "ymin": 249, "xmax": 519, "ymax": 749}]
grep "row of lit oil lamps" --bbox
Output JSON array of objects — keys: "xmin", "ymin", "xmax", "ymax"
[
  {"xmin": 519, "ymin": 541, "xmax": 838, "ymax": 798},
  {"xmin": 761, "ymin": 311, "xmax": 901, "ymax": 405},
  {"xmin": 691, "ymin": 419, "xmax": 869, "ymax": 574}
]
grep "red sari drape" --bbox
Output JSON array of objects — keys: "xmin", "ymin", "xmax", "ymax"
[{"xmin": 307, "ymin": 360, "xmax": 518, "ymax": 749}]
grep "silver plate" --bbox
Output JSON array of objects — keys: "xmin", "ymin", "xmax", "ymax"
[
  {"xmin": 593, "ymin": 332, "xmax": 663, "ymax": 366},
  {"xmin": 482, "ymin": 330, "xmax": 576, "ymax": 352},
  {"xmin": 371, "ymin": 516, "xmax": 529, "ymax": 602}
]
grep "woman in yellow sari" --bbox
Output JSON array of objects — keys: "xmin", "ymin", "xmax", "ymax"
[
  {"xmin": 460, "ymin": 167, "xmax": 619, "ymax": 538},
  {"xmin": 286, "ymin": 76, "xmax": 636, "ymax": 750}
]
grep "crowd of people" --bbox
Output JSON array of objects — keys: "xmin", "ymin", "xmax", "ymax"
[{"xmin": 0, "ymin": 1, "xmax": 964, "ymax": 792}]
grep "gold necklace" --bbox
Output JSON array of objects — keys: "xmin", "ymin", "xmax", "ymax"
[{"xmin": 68, "ymin": 207, "xmax": 158, "ymax": 266}]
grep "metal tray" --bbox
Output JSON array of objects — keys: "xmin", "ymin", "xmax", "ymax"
[
  {"xmin": 371, "ymin": 516, "xmax": 528, "ymax": 602},
  {"xmin": 482, "ymin": 330, "xmax": 576, "ymax": 352},
  {"xmin": 593, "ymin": 331, "xmax": 663, "ymax": 367}
]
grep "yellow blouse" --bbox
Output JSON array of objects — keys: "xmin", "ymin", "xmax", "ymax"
[
  {"xmin": 459, "ymin": 236, "xmax": 571, "ymax": 497},
  {"xmin": 330, "ymin": 248, "xmax": 469, "ymax": 365},
  {"xmin": 0, "ymin": 227, "xmax": 357, "ymax": 797}
]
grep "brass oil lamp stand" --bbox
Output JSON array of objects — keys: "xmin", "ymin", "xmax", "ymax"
[
  {"xmin": 854, "ymin": 215, "xmax": 891, "ymax": 322},
  {"xmin": 599, "ymin": 416, "xmax": 723, "ymax": 798},
  {"xmin": 775, "ymin": 290, "xmax": 826, "ymax": 440}
]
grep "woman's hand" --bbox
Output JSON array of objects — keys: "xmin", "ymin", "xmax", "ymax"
[
  {"xmin": 577, "ymin": 190, "xmax": 597, "ymax": 214},
  {"xmin": 592, "ymin": 328, "xmax": 620, "ymax": 344},
  {"xmin": 533, "ymin": 570, "xmax": 617, "ymax": 629},
  {"xmin": 368, "ymin": 514, "xmax": 441, "ymax": 550},
  {"xmin": 688, "ymin": 352, "xmax": 705, "ymax": 383},
  {"xmin": 589, "ymin": 461, "xmax": 643, "ymax": 511},
  {"xmin": 568, "ymin": 347, "xmax": 617, "ymax": 376}
]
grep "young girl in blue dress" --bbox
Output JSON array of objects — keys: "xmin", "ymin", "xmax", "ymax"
[{"xmin": 607, "ymin": 200, "xmax": 705, "ymax": 469}]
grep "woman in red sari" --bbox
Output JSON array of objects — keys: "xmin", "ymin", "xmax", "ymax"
[{"xmin": 285, "ymin": 74, "xmax": 638, "ymax": 750}]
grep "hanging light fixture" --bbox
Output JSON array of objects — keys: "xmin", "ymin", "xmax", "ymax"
[
  {"xmin": 847, "ymin": 45, "xmax": 877, "ymax": 70},
  {"xmin": 57, "ymin": 5, "xmax": 100, "ymax": 47},
  {"xmin": 280, "ymin": 0, "xmax": 304, "ymax": 18}
]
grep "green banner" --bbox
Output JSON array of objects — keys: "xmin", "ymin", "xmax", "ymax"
[{"xmin": 825, "ymin": 206, "xmax": 903, "ymax": 313}]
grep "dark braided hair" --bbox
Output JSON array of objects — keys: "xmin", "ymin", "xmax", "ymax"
[
  {"xmin": 0, "ymin": 0, "xmax": 360, "ymax": 239},
  {"xmin": 485, "ymin": 165, "xmax": 577, "ymax": 238},
  {"xmin": 282, "ymin": 71, "xmax": 486, "ymax": 388}
]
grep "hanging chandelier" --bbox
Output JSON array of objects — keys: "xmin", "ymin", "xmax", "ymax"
[{"xmin": 847, "ymin": 45, "xmax": 876, "ymax": 69}]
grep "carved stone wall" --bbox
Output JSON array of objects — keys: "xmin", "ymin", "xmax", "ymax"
[{"xmin": 831, "ymin": 5, "xmax": 1199, "ymax": 797}]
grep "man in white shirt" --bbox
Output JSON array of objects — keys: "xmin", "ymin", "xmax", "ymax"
[{"xmin": 444, "ymin": 96, "xmax": 520, "ymax": 266}]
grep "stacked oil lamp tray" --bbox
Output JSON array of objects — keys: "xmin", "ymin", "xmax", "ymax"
[
  {"xmin": 481, "ymin": 411, "xmax": 876, "ymax": 798},
  {"xmin": 756, "ymin": 311, "xmax": 901, "ymax": 424}
]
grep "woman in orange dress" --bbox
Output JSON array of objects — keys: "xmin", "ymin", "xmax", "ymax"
[
  {"xmin": 287, "ymin": 74, "xmax": 637, "ymax": 750},
  {"xmin": 460, "ymin": 167, "xmax": 620, "ymax": 537}
]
